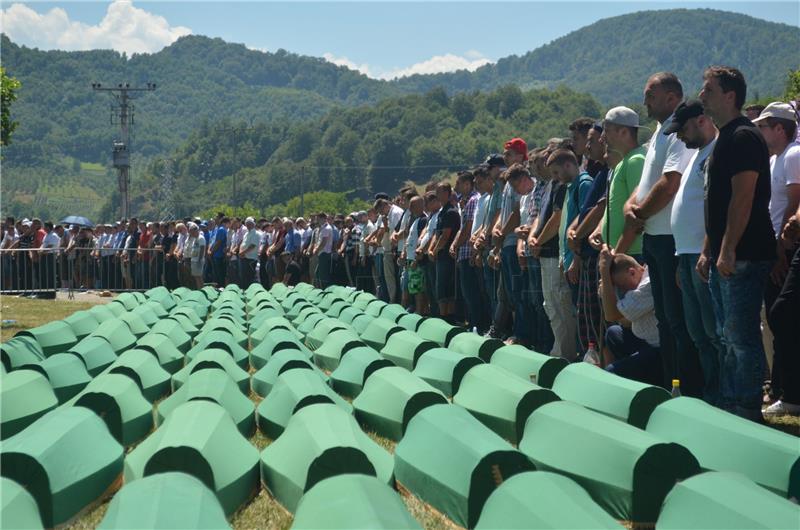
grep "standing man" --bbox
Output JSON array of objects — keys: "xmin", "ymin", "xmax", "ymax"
[
  {"xmin": 374, "ymin": 197, "xmax": 404, "ymax": 303},
  {"xmin": 699, "ymin": 66, "xmax": 776, "ymax": 421},
  {"xmin": 312, "ymin": 212, "xmax": 334, "ymax": 288},
  {"xmin": 403, "ymin": 197, "xmax": 429, "ymax": 315},
  {"xmin": 431, "ymin": 182, "xmax": 460, "ymax": 321},
  {"xmin": 208, "ymin": 217, "xmax": 229, "ymax": 287},
  {"xmin": 450, "ymin": 171, "xmax": 483, "ymax": 331},
  {"xmin": 239, "ymin": 217, "xmax": 260, "ymax": 287}
]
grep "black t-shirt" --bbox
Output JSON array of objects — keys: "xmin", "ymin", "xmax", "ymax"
[
  {"xmin": 285, "ymin": 260, "xmax": 301, "ymax": 286},
  {"xmin": 436, "ymin": 203, "xmax": 461, "ymax": 255},
  {"xmin": 705, "ymin": 116, "xmax": 775, "ymax": 261},
  {"xmin": 534, "ymin": 181, "xmax": 566, "ymax": 258}
]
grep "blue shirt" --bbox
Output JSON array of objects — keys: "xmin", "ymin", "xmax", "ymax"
[
  {"xmin": 212, "ymin": 226, "xmax": 227, "ymax": 259},
  {"xmin": 577, "ymin": 166, "xmax": 609, "ymax": 257},
  {"xmin": 284, "ymin": 229, "xmax": 301, "ymax": 253},
  {"xmin": 561, "ymin": 171, "xmax": 593, "ymax": 269}
]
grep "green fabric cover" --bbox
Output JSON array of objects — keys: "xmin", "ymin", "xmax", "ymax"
[
  {"xmin": 317, "ymin": 296, "xmax": 345, "ymax": 312},
  {"xmin": 647, "ymin": 397, "xmax": 800, "ymax": 499},
  {"xmin": 349, "ymin": 313, "xmax": 376, "ymax": 336},
  {"xmin": 251, "ymin": 349, "xmax": 317, "ymax": 398},
  {"xmin": 0, "ymin": 407, "xmax": 124, "ymax": 527},
  {"xmin": 293, "ymin": 474, "xmax": 420, "ymax": 530},
  {"xmin": 519, "ymin": 401, "xmax": 700, "ymax": 523},
  {"xmin": 1, "ymin": 370, "xmax": 58, "ymax": 439},
  {"xmin": 88, "ymin": 304, "xmax": 116, "ymax": 323},
  {"xmin": 23, "ymin": 353, "xmax": 91, "ymax": 403},
  {"xmin": 325, "ymin": 300, "xmax": 350, "ymax": 318},
  {"xmin": 248, "ymin": 308, "xmax": 285, "ymax": 331},
  {"xmin": 131, "ymin": 303, "xmax": 164, "ymax": 326},
  {"xmin": 1, "ymin": 477, "xmax": 44, "ymax": 530},
  {"xmin": 475, "ymin": 471, "xmax": 624, "ymax": 529},
  {"xmin": 287, "ymin": 303, "xmax": 317, "ymax": 322},
  {"xmin": 186, "ymin": 330, "xmax": 250, "ymax": 369},
  {"xmin": 158, "ymin": 368, "xmax": 255, "ymax": 436},
  {"xmin": 172, "ymin": 349, "xmax": 250, "ymax": 394},
  {"xmin": 305, "ymin": 318, "xmax": 350, "ymax": 350},
  {"xmin": 359, "ymin": 317, "xmax": 403, "ymax": 350},
  {"xmin": 136, "ymin": 333, "xmax": 185, "ymax": 374},
  {"xmin": 70, "ymin": 373, "xmax": 153, "ymax": 446},
  {"xmin": 260, "ymin": 403, "xmax": 394, "ymax": 513},
  {"xmin": 329, "ymin": 346, "xmax": 393, "ymax": 398},
  {"xmin": 117, "ymin": 312, "xmax": 150, "ymax": 338},
  {"xmin": 196, "ymin": 321, "xmax": 247, "ymax": 349},
  {"xmin": 98, "ymin": 472, "xmax": 230, "ymax": 530},
  {"xmin": 448, "ymin": 333, "xmax": 503, "ymax": 361},
  {"xmin": 62, "ymin": 310, "xmax": 100, "ymax": 340},
  {"xmin": 489, "ymin": 344, "xmax": 568, "ymax": 388},
  {"xmin": 170, "ymin": 307, "xmax": 204, "ymax": 327},
  {"xmin": 379, "ymin": 303, "xmax": 407, "ymax": 322},
  {"xmin": 150, "ymin": 320, "xmax": 192, "ymax": 352},
  {"xmin": 454, "ymin": 364, "xmax": 560, "ymax": 443},
  {"xmin": 354, "ymin": 367, "xmax": 447, "ymax": 440},
  {"xmin": 657, "ymin": 471, "xmax": 800, "ymax": 530},
  {"xmin": 16, "ymin": 321, "xmax": 78, "ymax": 357},
  {"xmin": 106, "ymin": 301, "xmax": 127, "ymax": 317},
  {"xmin": 412, "ymin": 348, "xmax": 484, "ymax": 396},
  {"xmin": 416, "ymin": 318, "xmax": 463, "ymax": 347},
  {"xmin": 256, "ymin": 369, "xmax": 351, "ymax": 439},
  {"xmin": 89, "ymin": 320, "xmax": 137, "ymax": 354},
  {"xmin": 115, "ymin": 293, "xmax": 139, "ymax": 310},
  {"xmin": 248, "ymin": 328, "xmax": 305, "ymax": 369},
  {"xmin": 337, "ymin": 306, "xmax": 365, "ymax": 325},
  {"xmin": 312, "ymin": 328, "xmax": 366, "ymax": 371},
  {"xmin": 379, "ymin": 330, "xmax": 437, "ymax": 370},
  {"xmin": 104, "ymin": 349, "xmax": 171, "ymax": 402},
  {"xmin": 394, "ymin": 404, "xmax": 535, "ymax": 529},
  {"xmin": 167, "ymin": 314, "xmax": 201, "ymax": 336},
  {"xmin": 396, "ymin": 313, "xmax": 425, "ymax": 332},
  {"xmin": 1, "ymin": 336, "xmax": 45, "ymax": 371},
  {"xmin": 295, "ymin": 312, "xmax": 329, "ymax": 337},
  {"xmin": 250, "ymin": 316, "xmax": 297, "ymax": 344},
  {"xmin": 352, "ymin": 292, "xmax": 378, "ymax": 310},
  {"xmin": 551, "ymin": 363, "xmax": 671, "ymax": 428},
  {"xmin": 124, "ymin": 400, "xmax": 259, "ymax": 516},
  {"xmin": 364, "ymin": 300, "xmax": 387, "ymax": 317},
  {"xmin": 67, "ymin": 336, "xmax": 118, "ymax": 376}
]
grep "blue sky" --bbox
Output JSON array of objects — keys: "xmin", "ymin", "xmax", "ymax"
[{"xmin": 2, "ymin": 1, "xmax": 798, "ymax": 79}]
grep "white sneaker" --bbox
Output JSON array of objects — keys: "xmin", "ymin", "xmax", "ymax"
[{"xmin": 763, "ymin": 400, "xmax": 800, "ymax": 417}]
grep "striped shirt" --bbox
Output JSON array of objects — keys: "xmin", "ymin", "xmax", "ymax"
[{"xmin": 458, "ymin": 191, "xmax": 479, "ymax": 261}]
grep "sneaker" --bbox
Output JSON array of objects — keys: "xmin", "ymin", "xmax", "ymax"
[
  {"xmin": 763, "ymin": 400, "xmax": 800, "ymax": 417},
  {"xmin": 484, "ymin": 326, "xmax": 501, "ymax": 339}
]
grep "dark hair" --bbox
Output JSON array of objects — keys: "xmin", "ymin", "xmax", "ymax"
[
  {"xmin": 649, "ymin": 72, "xmax": 684, "ymax": 99},
  {"xmin": 568, "ymin": 117, "xmax": 595, "ymax": 136},
  {"xmin": 472, "ymin": 164, "xmax": 490, "ymax": 178},
  {"xmin": 456, "ymin": 170, "xmax": 474, "ymax": 184},
  {"xmin": 373, "ymin": 198, "xmax": 389, "ymax": 211},
  {"xmin": 704, "ymin": 66, "xmax": 747, "ymax": 110},
  {"xmin": 765, "ymin": 117, "xmax": 798, "ymax": 143},
  {"xmin": 436, "ymin": 182, "xmax": 452, "ymax": 194},
  {"xmin": 44, "ymin": 221, "xmax": 54, "ymax": 230},
  {"xmin": 546, "ymin": 148, "xmax": 578, "ymax": 167},
  {"xmin": 505, "ymin": 163, "xmax": 531, "ymax": 182},
  {"xmin": 221, "ymin": 217, "xmax": 231, "ymax": 224},
  {"xmin": 424, "ymin": 191, "xmax": 438, "ymax": 204},
  {"xmin": 744, "ymin": 104, "xmax": 766, "ymax": 115}
]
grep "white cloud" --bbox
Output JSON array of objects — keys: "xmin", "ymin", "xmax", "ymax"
[
  {"xmin": 323, "ymin": 51, "xmax": 492, "ymax": 80},
  {"xmin": 0, "ymin": 0, "xmax": 191, "ymax": 55}
]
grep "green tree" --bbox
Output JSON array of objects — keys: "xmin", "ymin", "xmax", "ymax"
[
  {"xmin": 784, "ymin": 69, "xmax": 800, "ymax": 101},
  {"xmin": 1, "ymin": 66, "xmax": 21, "ymax": 147}
]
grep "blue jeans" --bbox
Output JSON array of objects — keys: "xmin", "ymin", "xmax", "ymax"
[
  {"xmin": 374, "ymin": 253, "xmax": 388, "ymax": 301},
  {"xmin": 317, "ymin": 252, "xmax": 332, "ymax": 289},
  {"xmin": 526, "ymin": 257, "xmax": 555, "ymax": 354},
  {"xmin": 500, "ymin": 245, "xmax": 530, "ymax": 342},
  {"xmin": 605, "ymin": 324, "xmax": 663, "ymax": 387},
  {"xmin": 643, "ymin": 234, "xmax": 703, "ymax": 394},
  {"xmin": 709, "ymin": 260, "xmax": 772, "ymax": 415},
  {"xmin": 482, "ymin": 261, "xmax": 499, "ymax": 320},
  {"xmin": 458, "ymin": 260, "xmax": 487, "ymax": 332},
  {"xmin": 678, "ymin": 254, "xmax": 722, "ymax": 405}
]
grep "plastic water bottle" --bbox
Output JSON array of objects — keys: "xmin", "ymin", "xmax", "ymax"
[
  {"xmin": 582, "ymin": 341, "xmax": 600, "ymax": 366},
  {"xmin": 671, "ymin": 379, "xmax": 681, "ymax": 398}
]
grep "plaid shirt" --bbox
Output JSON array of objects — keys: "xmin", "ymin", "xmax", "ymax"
[{"xmin": 458, "ymin": 191, "xmax": 479, "ymax": 261}]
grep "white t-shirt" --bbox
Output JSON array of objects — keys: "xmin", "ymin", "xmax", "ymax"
[
  {"xmin": 241, "ymin": 228, "xmax": 261, "ymax": 260},
  {"xmin": 616, "ymin": 269, "xmax": 660, "ymax": 347},
  {"xmin": 671, "ymin": 139, "xmax": 716, "ymax": 255},
  {"xmin": 636, "ymin": 114, "xmax": 695, "ymax": 235},
  {"xmin": 382, "ymin": 205, "xmax": 405, "ymax": 251},
  {"xmin": 472, "ymin": 193, "xmax": 489, "ymax": 237},
  {"xmin": 1, "ymin": 230, "xmax": 19, "ymax": 248},
  {"xmin": 42, "ymin": 231, "xmax": 61, "ymax": 253},
  {"xmin": 769, "ymin": 141, "xmax": 800, "ymax": 235},
  {"xmin": 405, "ymin": 215, "xmax": 427, "ymax": 261},
  {"xmin": 318, "ymin": 223, "xmax": 334, "ymax": 254},
  {"xmin": 176, "ymin": 233, "xmax": 188, "ymax": 254}
]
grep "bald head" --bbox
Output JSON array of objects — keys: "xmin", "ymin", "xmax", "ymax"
[{"xmin": 409, "ymin": 195, "xmax": 424, "ymax": 216}]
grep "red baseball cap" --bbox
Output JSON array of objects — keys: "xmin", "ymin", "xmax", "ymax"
[{"xmin": 503, "ymin": 138, "xmax": 528, "ymax": 160}]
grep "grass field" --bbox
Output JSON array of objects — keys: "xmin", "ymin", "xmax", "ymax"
[{"xmin": 3, "ymin": 294, "xmax": 798, "ymax": 529}]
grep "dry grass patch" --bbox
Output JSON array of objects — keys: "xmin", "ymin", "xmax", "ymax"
[{"xmin": 0, "ymin": 295, "xmax": 100, "ymax": 341}]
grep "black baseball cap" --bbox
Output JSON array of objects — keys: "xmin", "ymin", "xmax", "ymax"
[
  {"xmin": 662, "ymin": 99, "xmax": 705, "ymax": 135},
  {"xmin": 374, "ymin": 192, "xmax": 390, "ymax": 201},
  {"xmin": 484, "ymin": 154, "xmax": 506, "ymax": 169}
]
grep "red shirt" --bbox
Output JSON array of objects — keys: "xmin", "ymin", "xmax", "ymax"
[{"xmin": 34, "ymin": 228, "xmax": 46, "ymax": 247}]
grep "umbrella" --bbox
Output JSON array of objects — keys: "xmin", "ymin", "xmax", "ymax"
[{"xmin": 58, "ymin": 215, "xmax": 95, "ymax": 228}]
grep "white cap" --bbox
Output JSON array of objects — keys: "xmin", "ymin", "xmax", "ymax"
[
  {"xmin": 752, "ymin": 102, "xmax": 796, "ymax": 123},
  {"xmin": 604, "ymin": 106, "xmax": 641, "ymax": 128},
  {"xmin": 244, "ymin": 217, "xmax": 255, "ymax": 225},
  {"xmin": 295, "ymin": 217, "xmax": 305, "ymax": 224}
]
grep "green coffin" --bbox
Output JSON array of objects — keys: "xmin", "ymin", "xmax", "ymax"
[
  {"xmin": 89, "ymin": 320, "xmax": 137, "ymax": 354},
  {"xmin": 1, "ymin": 336, "xmax": 45, "ymax": 371},
  {"xmin": 170, "ymin": 306, "xmax": 204, "ymax": 327},
  {"xmin": 0, "ymin": 407, "xmax": 124, "ymax": 527},
  {"xmin": 552, "ymin": 363, "xmax": 671, "ymax": 428},
  {"xmin": 519, "ymin": 401, "xmax": 700, "ymax": 523},
  {"xmin": 70, "ymin": 373, "xmax": 153, "ymax": 446},
  {"xmin": 186, "ymin": 331, "xmax": 250, "ymax": 370},
  {"xmin": 454, "ymin": 364, "xmax": 560, "ymax": 443},
  {"xmin": 489, "ymin": 344, "xmax": 568, "ymax": 388},
  {"xmin": 104, "ymin": 349, "xmax": 171, "ymax": 402},
  {"xmin": 248, "ymin": 328, "xmax": 306, "ymax": 370},
  {"xmin": 394, "ymin": 404, "xmax": 535, "ymax": 529},
  {"xmin": 412, "ymin": 348, "xmax": 484, "ymax": 397},
  {"xmin": 131, "ymin": 303, "xmax": 164, "ymax": 326},
  {"xmin": 248, "ymin": 308, "xmax": 286, "ymax": 331},
  {"xmin": 416, "ymin": 318, "xmax": 464, "ymax": 347},
  {"xmin": 656, "ymin": 471, "xmax": 800, "ymax": 530},
  {"xmin": 324, "ymin": 300, "xmax": 350, "ymax": 318},
  {"xmin": 251, "ymin": 349, "xmax": 318, "ymax": 398},
  {"xmin": 305, "ymin": 318, "xmax": 351, "ymax": 350},
  {"xmin": 330, "ymin": 346, "xmax": 393, "ymax": 398},
  {"xmin": 312, "ymin": 329, "xmax": 366, "ymax": 371},
  {"xmin": 270, "ymin": 282, "xmax": 289, "ymax": 297},
  {"xmin": 150, "ymin": 320, "xmax": 192, "ymax": 352},
  {"xmin": 250, "ymin": 316, "xmax": 299, "ymax": 345},
  {"xmin": 475, "ymin": 471, "xmax": 624, "ymax": 529},
  {"xmin": 172, "ymin": 349, "xmax": 250, "ymax": 394},
  {"xmin": 158, "ymin": 368, "xmax": 255, "ymax": 436},
  {"xmin": 16, "ymin": 321, "xmax": 78, "ymax": 357},
  {"xmin": 448, "ymin": 333, "xmax": 503, "ymax": 361},
  {"xmin": 379, "ymin": 303, "xmax": 407, "ymax": 322},
  {"xmin": 379, "ymin": 330, "xmax": 437, "ymax": 370},
  {"xmin": 396, "ymin": 313, "xmax": 425, "ymax": 332},
  {"xmin": 99, "ymin": 472, "xmax": 231, "ymax": 529},
  {"xmin": 364, "ymin": 300, "xmax": 388, "ymax": 317},
  {"xmin": 62, "ymin": 310, "xmax": 100, "ymax": 340},
  {"xmin": 293, "ymin": 474, "xmax": 420, "ymax": 530},
  {"xmin": 354, "ymin": 367, "xmax": 447, "ymax": 441},
  {"xmin": 167, "ymin": 314, "xmax": 201, "ymax": 336},
  {"xmin": 114, "ymin": 293, "xmax": 138, "ymax": 310},
  {"xmin": 1, "ymin": 477, "xmax": 44, "ymax": 530},
  {"xmin": 117, "ymin": 312, "xmax": 150, "ymax": 339},
  {"xmin": 359, "ymin": 317, "xmax": 404, "ymax": 350},
  {"xmin": 106, "ymin": 301, "xmax": 126, "ymax": 317},
  {"xmin": 196, "ymin": 322, "xmax": 247, "ymax": 349},
  {"xmin": 352, "ymin": 292, "xmax": 378, "ymax": 310},
  {"xmin": 260, "ymin": 403, "xmax": 394, "ymax": 513},
  {"xmin": 88, "ymin": 304, "xmax": 116, "ymax": 323},
  {"xmin": 316, "ymin": 295, "xmax": 344, "ymax": 312},
  {"xmin": 287, "ymin": 303, "xmax": 317, "ymax": 322},
  {"xmin": 0, "ymin": 370, "xmax": 58, "ymax": 439},
  {"xmin": 337, "ymin": 306, "xmax": 365, "ymax": 325},
  {"xmin": 67, "ymin": 336, "xmax": 118, "ymax": 376},
  {"xmin": 647, "ymin": 397, "xmax": 800, "ymax": 499},
  {"xmin": 124, "ymin": 400, "xmax": 259, "ymax": 516},
  {"xmin": 256, "ymin": 369, "xmax": 351, "ymax": 439},
  {"xmin": 22, "ymin": 353, "xmax": 91, "ymax": 403},
  {"xmin": 136, "ymin": 333, "xmax": 185, "ymax": 374}
]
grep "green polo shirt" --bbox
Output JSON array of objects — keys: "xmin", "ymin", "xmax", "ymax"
[{"xmin": 601, "ymin": 146, "xmax": 646, "ymax": 255}]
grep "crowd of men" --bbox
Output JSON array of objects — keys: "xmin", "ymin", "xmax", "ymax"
[{"xmin": 2, "ymin": 66, "xmax": 799, "ymax": 422}]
